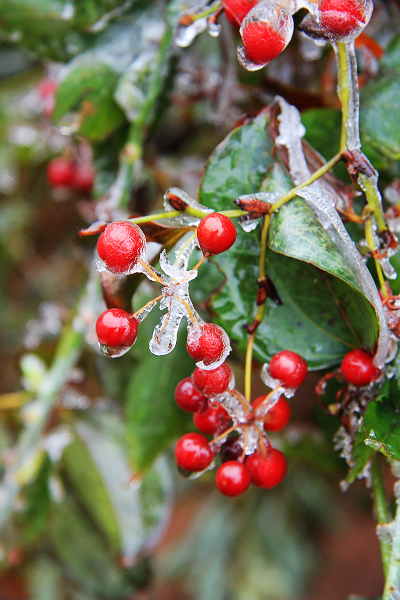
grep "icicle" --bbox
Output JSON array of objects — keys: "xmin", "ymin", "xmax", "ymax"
[{"xmin": 275, "ymin": 96, "xmax": 390, "ymax": 367}]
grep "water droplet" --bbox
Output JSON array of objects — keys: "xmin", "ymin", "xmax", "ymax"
[{"xmin": 99, "ymin": 342, "xmax": 132, "ymax": 358}]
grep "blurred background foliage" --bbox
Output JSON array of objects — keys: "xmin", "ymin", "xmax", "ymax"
[{"xmin": 0, "ymin": 0, "xmax": 400, "ymax": 598}]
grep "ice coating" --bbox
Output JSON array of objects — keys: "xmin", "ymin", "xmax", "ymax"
[
  {"xmin": 174, "ymin": 0, "xmax": 220, "ymax": 48},
  {"xmin": 187, "ymin": 321, "xmax": 232, "ymax": 370},
  {"xmin": 237, "ymin": 424, "xmax": 261, "ymax": 456},
  {"xmin": 98, "ymin": 342, "xmax": 132, "ymax": 358},
  {"xmin": 260, "ymin": 362, "xmax": 295, "ymax": 398},
  {"xmin": 149, "ymin": 246, "xmax": 202, "ymax": 356},
  {"xmin": 252, "ymin": 387, "xmax": 282, "ymax": 420},
  {"xmin": 163, "ymin": 187, "xmax": 213, "ymax": 226},
  {"xmin": 134, "ymin": 299, "xmax": 158, "ymax": 323},
  {"xmin": 333, "ymin": 41, "xmax": 360, "ymax": 152},
  {"xmin": 274, "ymin": 96, "xmax": 390, "ymax": 367},
  {"xmin": 209, "ymin": 389, "xmax": 247, "ymax": 424},
  {"xmin": 238, "ymin": 1, "xmax": 294, "ymax": 71}
]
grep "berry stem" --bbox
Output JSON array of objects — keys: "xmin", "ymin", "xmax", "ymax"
[
  {"xmin": 270, "ymin": 151, "xmax": 342, "ymax": 213},
  {"xmin": 133, "ymin": 295, "xmax": 163, "ymax": 318},
  {"xmin": 335, "ymin": 40, "xmax": 387, "ymax": 234},
  {"xmin": 192, "ymin": 252, "xmax": 211, "ymax": 270},
  {"xmin": 138, "ymin": 259, "xmax": 165, "ymax": 284},
  {"xmin": 209, "ymin": 424, "xmax": 239, "ymax": 445},
  {"xmin": 371, "ymin": 454, "xmax": 391, "ymax": 578},
  {"xmin": 129, "ymin": 210, "xmax": 182, "ymax": 224},
  {"xmin": 254, "ymin": 385, "xmax": 282, "ymax": 411},
  {"xmin": 382, "ymin": 493, "xmax": 400, "ymax": 599},
  {"xmin": 365, "ymin": 217, "xmax": 387, "ymax": 293}
]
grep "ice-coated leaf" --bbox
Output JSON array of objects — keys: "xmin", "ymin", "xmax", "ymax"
[
  {"xmin": 346, "ymin": 428, "xmax": 374, "ymax": 485},
  {"xmin": 53, "ymin": 63, "xmax": 124, "ymax": 141},
  {"xmin": 62, "ymin": 412, "xmax": 173, "ymax": 563},
  {"xmin": 199, "ymin": 108, "xmax": 379, "ymax": 368}
]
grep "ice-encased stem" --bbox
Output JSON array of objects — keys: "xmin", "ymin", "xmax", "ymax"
[
  {"xmin": 371, "ymin": 454, "xmax": 391, "ymax": 578},
  {"xmin": 382, "ymin": 490, "xmax": 400, "ymax": 599}
]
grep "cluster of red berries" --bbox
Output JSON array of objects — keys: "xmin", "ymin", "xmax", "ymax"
[
  {"xmin": 221, "ymin": 0, "xmax": 372, "ymax": 69},
  {"xmin": 94, "ymin": 213, "xmax": 236, "ymax": 357},
  {"xmin": 47, "ymin": 156, "xmax": 94, "ymax": 194},
  {"xmin": 174, "ymin": 350, "xmax": 308, "ymax": 497}
]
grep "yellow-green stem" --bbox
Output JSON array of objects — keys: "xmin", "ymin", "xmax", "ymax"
[
  {"xmin": 371, "ymin": 454, "xmax": 391, "ymax": 578},
  {"xmin": 270, "ymin": 152, "xmax": 342, "ymax": 213}
]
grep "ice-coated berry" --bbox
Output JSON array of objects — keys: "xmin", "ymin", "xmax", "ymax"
[
  {"xmin": 319, "ymin": 0, "xmax": 372, "ymax": 38},
  {"xmin": 340, "ymin": 348, "xmax": 379, "ymax": 386},
  {"xmin": 193, "ymin": 403, "xmax": 231, "ymax": 435},
  {"xmin": 269, "ymin": 350, "xmax": 307, "ymax": 388},
  {"xmin": 97, "ymin": 221, "xmax": 146, "ymax": 274},
  {"xmin": 216, "ymin": 461, "xmax": 251, "ymax": 496},
  {"xmin": 197, "ymin": 213, "xmax": 237, "ymax": 256},
  {"xmin": 175, "ymin": 377, "xmax": 208, "ymax": 413},
  {"xmin": 252, "ymin": 395, "xmax": 291, "ymax": 432},
  {"xmin": 245, "ymin": 448, "xmax": 287, "ymax": 489},
  {"xmin": 175, "ymin": 433, "xmax": 215, "ymax": 472},
  {"xmin": 192, "ymin": 363, "xmax": 233, "ymax": 396},
  {"xmin": 241, "ymin": 20, "xmax": 287, "ymax": 64},
  {"xmin": 187, "ymin": 323, "xmax": 227, "ymax": 365},
  {"xmin": 46, "ymin": 157, "xmax": 75, "ymax": 188},
  {"xmin": 222, "ymin": 0, "xmax": 259, "ymax": 26},
  {"xmin": 96, "ymin": 308, "xmax": 138, "ymax": 350}
]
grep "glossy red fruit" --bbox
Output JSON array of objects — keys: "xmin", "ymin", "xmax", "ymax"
[
  {"xmin": 197, "ymin": 213, "xmax": 237, "ymax": 256},
  {"xmin": 319, "ymin": 0, "xmax": 370, "ymax": 37},
  {"xmin": 222, "ymin": 0, "xmax": 259, "ymax": 26},
  {"xmin": 193, "ymin": 403, "xmax": 231, "ymax": 435},
  {"xmin": 175, "ymin": 433, "xmax": 215, "ymax": 472},
  {"xmin": 269, "ymin": 350, "xmax": 307, "ymax": 388},
  {"xmin": 252, "ymin": 395, "xmax": 291, "ymax": 432},
  {"xmin": 340, "ymin": 349, "xmax": 379, "ymax": 386},
  {"xmin": 96, "ymin": 308, "xmax": 138, "ymax": 349},
  {"xmin": 46, "ymin": 157, "xmax": 75, "ymax": 188},
  {"xmin": 245, "ymin": 449, "xmax": 287, "ymax": 489},
  {"xmin": 72, "ymin": 164, "xmax": 94, "ymax": 194},
  {"xmin": 175, "ymin": 377, "xmax": 208, "ymax": 413},
  {"xmin": 187, "ymin": 323, "xmax": 226, "ymax": 365},
  {"xmin": 241, "ymin": 20, "xmax": 287, "ymax": 64},
  {"xmin": 216, "ymin": 461, "xmax": 251, "ymax": 496},
  {"xmin": 97, "ymin": 221, "xmax": 146, "ymax": 274},
  {"xmin": 192, "ymin": 363, "xmax": 233, "ymax": 396}
]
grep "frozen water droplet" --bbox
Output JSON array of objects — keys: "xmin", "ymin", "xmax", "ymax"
[
  {"xmin": 379, "ymin": 256, "xmax": 397, "ymax": 280},
  {"xmin": 239, "ymin": 217, "xmax": 261, "ymax": 232},
  {"xmin": 253, "ymin": 389, "xmax": 281, "ymax": 419},
  {"xmin": 99, "ymin": 343, "xmax": 132, "ymax": 358},
  {"xmin": 163, "ymin": 187, "xmax": 213, "ymax": 226},
  {"xmin": 376, "ymin": 523, "xmax": 394, "ymax": 544},
  {"xmin": 237, "ymin": 45, "xmax": 266, "ymax": 71},
  {"xmin": 175, "ymin": 16, "xmax": 208, "ymax": 48},
  {"xmin": 210, "ymin": 389, "xmax": 246, "ymax": 424},
  {"xmin": 237, "ymin": 424, "xmax": 261, "ymax": 455},
  {"xmin": 260, "ymin": 362, "xmax": 287, "ymax": 395},
  {"xmin": 207, "ymin": 19, "xmax": 220, "ymax": 37}
]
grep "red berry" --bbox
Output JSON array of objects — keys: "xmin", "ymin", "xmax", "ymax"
[
  {"xmin": 175, "ymin": 433, "xmax": 215, "ymax": 472},
  {"xmin": 46, "ymin": 157, "xmax": 75, "ymax": 188},
  {"xmin": 340, "ymin": 348, "xmax": 379, "ymax": 386},
  {"xmin": 192, "ymin": 363, "xmax": 233, "ymax": 396},
  {"xmin": 319, "ymin": 0, "xmax": 370, "ymax": 37},
  {"xmin": 241, "ymin": 20, "xmax": 287, "ymax": 65},
  {"xmin": 96, "ymin": 308, "xmax": 138, "ymax": 349},
  {"xmin": 197, "ymin": 213, "xmax": 237, "ymax": 256},
  {"xmin": 252, "ymin": 395, "xmax": 291, "ymax": 432},
  {"xmin": 97, "ymin": 221, "xmax": 146, "ymax": 274},
  {"xmin": 269, "ymin": 350, "xmax": 307, "ymax": 388},
  {"xmin": 216, "ymin": 461, "xmax": 251, "ymax": 496},
  {"xmin": 72, "ymin": 164, "xmax": 94, "ymax": 194},
  {"xmin": 187, "ymin": 323, "xmax": 227, "ymax": 365},
  {"xmin": 222, "ymin": 0, "xmax": 259, "ymax": 26},
  {"xmin": 245, "ymin": 449, "xmax": 287, "ymax": 489},
  {"xmin": 38, "ymin": 79, "xmax": 57, "ymax": 118},
  {"xmin": 175, "ymin": 377, "xmax": 207, "ymax": 413},
  {"xmin": 193, "ymin": 403, "xmax": 231, "ymax": 435}
]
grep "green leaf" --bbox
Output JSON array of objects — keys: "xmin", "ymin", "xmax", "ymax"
[
  {"xmin": 199, "ymin": 109, "xmax": 379, "ymax": 368},
  {"xmin": 364, "ymin": 399, "xmax": 400, "ymax": 460},
  {"xmin": 48, "ymin": 497, "xmax": 132, "ymax": 598},
  {"xmin": 360, "ymin": 72, "xmax": 400, "ymax": 160},
  {"xmin": 125, "ymin": 324, "xmax": 194, "ymax": 471},
  {"xmin": 346, "ymin": 428, "xmax": 374, "ymax": 484},
  {"xmin": 63, "ymin": 411, "xmax": 173, "ymax": 562},
  {"xmin": 53, "ymin": 63, "xmax": 124, "ymax": 141}
]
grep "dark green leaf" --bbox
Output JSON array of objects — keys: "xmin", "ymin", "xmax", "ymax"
[
  {"xmin": 125, "ymin": 322, "xmax": 194, "ymax": 471},
  {"xmin": 53, "ymin": 63, "xmax": 124, "ymax": 141},
  {"xmin": 346, "ymin": 428, "xmax": 374, "ymax": 484},
  {"xmin": 361, "ymin": 72, "xmax": 400, "ymax": 160},
  {"xmin": 199, "ymin": 110, "xmax": 379, "ymax": 368},
  {"xmin": 364, "ymin": 398, "xmax": 400, "ymax": 460}
]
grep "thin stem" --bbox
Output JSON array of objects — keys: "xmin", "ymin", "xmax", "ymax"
[
  {"xmin": 129, "ymin": 211, "xmax": 181, "ymax": 224},
  {"xmin": 210, "ymin": 424, "xmax": 238, "ymax": 445},
  {"xmin": 245, "ymin": 332, "xmax": 255, "ymax": 402},
  {"xmin": 365, "ymin": 218, "xmax": 387, "ymax": 293},
  {"xmin": 133, "ymin": 295, "xmax": 162, "ymax": 318},
  {"xmin": 192, "ymin": 253, "xmax": 210, "ymax": 270},
  {"xmin": 138, "ymin": 259, "xmax": 165, "ymax": 284},
  {"xmin": 371, "ymin": 454, "xmax": 391, "ymax": 578},
  {"xmin": 270, "ymin": 152, "xmax": 342, "ymax": 213}
]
